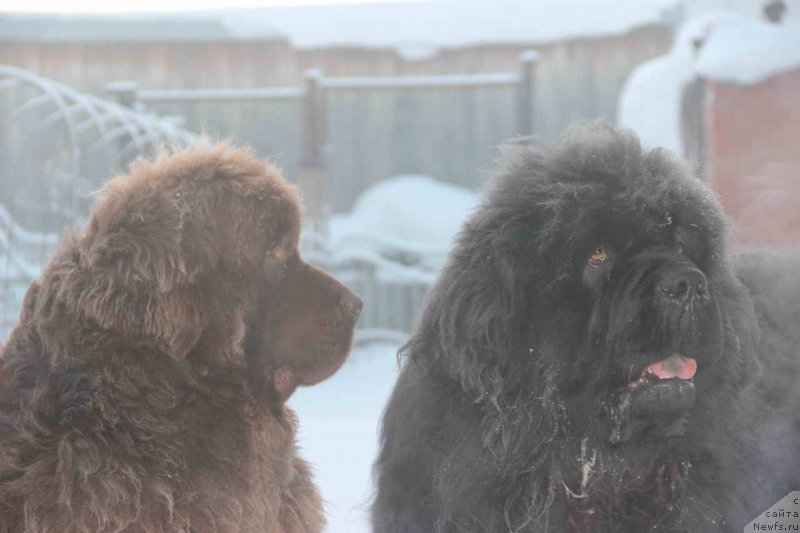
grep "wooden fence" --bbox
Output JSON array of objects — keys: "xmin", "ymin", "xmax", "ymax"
[
  {"xmin": 0, "ymin": 67, "xmax": 439, "ymax": 341},
  {"xmin": 114, "ymin": 52, "xmax": 539, "ymax": 223}
]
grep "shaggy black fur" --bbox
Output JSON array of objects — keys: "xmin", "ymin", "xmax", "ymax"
[{"xmin": 372, "ymin": 122, "xmax": 800, "ymax": 532}]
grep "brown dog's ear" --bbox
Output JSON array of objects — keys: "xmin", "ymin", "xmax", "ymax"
[
  {"xmin": 61, "ymin": 144, "xmax": 298, "ymax": 361},
  {"xmin": 72, "ymin": 197, "xmax": 207, "ymax": 360}
]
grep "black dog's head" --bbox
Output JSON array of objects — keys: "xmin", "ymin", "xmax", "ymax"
[
  {"xmin": 574, "ymin": 186, "xmax": 724, "ymax": 445},
  {"xmin": 385, "ymin": 122, "xmax": 767, "ymax": 531},
  {"xmin": 411, "ymin": 122, "xmax": 759, "ymax": 462}
]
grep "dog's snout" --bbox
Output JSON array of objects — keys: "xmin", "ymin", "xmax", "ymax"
[
  {"xmin": 660, "ymin": 265, "xmax": 709, "ymax": 303},
  {"xmin": 322, "ymin": 279, "xmax": 362, "ymax": 319}
]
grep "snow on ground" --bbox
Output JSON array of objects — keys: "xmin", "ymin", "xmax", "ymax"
[
  {"xmin": 328, "ymin": 175, "xmax": 478, "ymax": 273},
  {"xmin": 289, "ymin": 340, "xmax": 402, "ymax": 533}
]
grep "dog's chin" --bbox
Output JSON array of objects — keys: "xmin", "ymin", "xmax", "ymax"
[
  {"xmin": 603, "ymin": 354, "xmax": 698, "ymax": 445},
  {"xmin": 297, "ymin": 329, "xmax": 357, "ymax": 387}
]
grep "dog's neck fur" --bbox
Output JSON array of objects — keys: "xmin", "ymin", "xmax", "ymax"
[{"xmin": 0, "ymin": 283, "xmax": 323, "ymax": 533}]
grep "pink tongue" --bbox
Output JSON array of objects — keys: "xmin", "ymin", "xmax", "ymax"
[{"xmin": 647, "ymin": 354, "xmax": 697, "ymax": 380}]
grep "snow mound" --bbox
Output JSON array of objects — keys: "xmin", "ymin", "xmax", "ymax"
[
  {"xmin": 617, "ymin": 54, "xmax": 689, "ymax": 152},
  {"xmin": 329, "ymin": 175, "xmax": 478, "ymax": 272},
  {"xmin": 696, "ymin": 19, "xmax": 800, "ymax": 84},
  {"xmin": 617, "ymin": 10, "xmax": 744, "ymax": 152},
  {"xmin": 619, "ymin": 9, "xmax": 800, "ymax": 153}
]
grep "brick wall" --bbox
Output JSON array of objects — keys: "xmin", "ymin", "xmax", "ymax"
[{"xmin": 704, "ymin": 68, "xmax": 800, "ymax": 250}]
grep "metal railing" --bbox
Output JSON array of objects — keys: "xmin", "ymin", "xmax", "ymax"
[{"xmin": 0, "ymin": 66, "xmax": 197, "ymax": 337}]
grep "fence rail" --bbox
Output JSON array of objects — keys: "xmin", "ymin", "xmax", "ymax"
[
  {"xmin": 138, "ymin": 87, "xmax": 306, "ymax": 103},
  {"xmin": 120, "ymin": 51, "xmax": 539, "ymax": 220},
  {"xmin": 319, "ymin": 72, "xmax": 521, "ymax": 91}
]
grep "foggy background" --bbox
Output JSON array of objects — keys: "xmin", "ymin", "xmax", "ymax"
[{"xmin": 1, "ymin": 0, "xmax": 798, "ymax": 530}]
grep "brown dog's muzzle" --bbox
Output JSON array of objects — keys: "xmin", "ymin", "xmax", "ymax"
[{"xmin": 263, "ymin": 258, "xmax": 362, "ymax": 401}]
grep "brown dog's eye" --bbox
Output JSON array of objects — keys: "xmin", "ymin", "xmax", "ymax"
[{"xmin": 588, "ymin": 245, "xmax": 608, "ymax": 267}]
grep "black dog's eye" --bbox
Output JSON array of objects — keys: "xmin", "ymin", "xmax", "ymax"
[{"xmin": 588, "ymin": 245, "xmax": 609, "ymax": 268}]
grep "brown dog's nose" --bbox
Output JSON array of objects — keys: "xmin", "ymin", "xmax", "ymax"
[
  {"xmin": 344, "ymin": 292, "xmax": 363, "ymax": 318},
  {"xmin": 350, "ymin": 294, "xmax": 364, "ymax": 317}
]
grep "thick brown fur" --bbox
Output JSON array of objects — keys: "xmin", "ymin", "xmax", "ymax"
[{"xmin": 0, "ymin": 144, "xmax": 361, "ymax": 532}]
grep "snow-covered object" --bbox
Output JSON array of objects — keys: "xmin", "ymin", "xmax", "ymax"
[
  {"xmin": 328, "ymin": 175, "xmax": 478, "ymax": 273},
  {"xmin": 619, "ymin": 9, "xmax": 800, "ymax": 152},
  {"xmin": 617, "ymin": 10, "xmax": 743, "ymax": 152},
  {"xmin": 682, "ymin": 0, "xmax": 800, "ymax": 22},
  {"xmin": 695, "ymin": 19, "xmax": 800, "ymax": 84}
]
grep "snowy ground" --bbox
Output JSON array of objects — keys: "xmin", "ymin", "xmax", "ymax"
[{"xmin": 289, "ymin": 340, "xmax": 403, "ymax": 533}]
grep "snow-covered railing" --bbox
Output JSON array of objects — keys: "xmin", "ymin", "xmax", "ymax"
[
  {"xmin": 128, "ymin": 52, "xmax": 539, "ymax": 215},
  {"xmin": 133, "ymin": 72, "xmax": 525, "ymax": 102},
  {"xmin": 138, "ymin": 86, "xmax": 306, "ymax": 103},
  {"xmin": 0, "ymin": 66, "xmax": 197, "ymax": 338},
  {"xmin": 0, "ymin": 206, "xmax": 54, "ymax": 278},
  {"xmin": 301, "ymin": 228, "xmax": 434, "ymax": 336},
  {"xmin": 320, "ymin": 72, "xmax": 520, "ymax": 91},
  {"xmin": 333, "ymin": 225, "xmax": 458, "ymax": 255}
]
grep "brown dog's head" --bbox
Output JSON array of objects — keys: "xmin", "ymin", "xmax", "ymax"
[{"xmin": 60, "ymin": 143, "xmax": 361, "ymax": 401}]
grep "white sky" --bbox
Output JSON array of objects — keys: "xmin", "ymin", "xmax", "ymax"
[{"xmin": 0, "ymin": 0, "xmax": 427, "ymax": 13}]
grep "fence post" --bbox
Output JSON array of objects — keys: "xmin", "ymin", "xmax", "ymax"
[
  {"xmin": 300, "ymin": 69, "xmax": 330, "ymax": 241},
  {"xmin": 517, "ymin": 50, "xmax": 538, "ymax": 137}
]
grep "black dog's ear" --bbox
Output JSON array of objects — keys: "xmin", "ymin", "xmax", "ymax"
[
  {"xmin": 59, "ymin": 144, "xmax": 297, "ymax": 361},
  {"xmin": 412, "ymin": 219, "xmax": 530, "ymax": 406}
]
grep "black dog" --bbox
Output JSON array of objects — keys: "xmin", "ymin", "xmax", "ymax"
[{"xmin": 372, "ymin": 122, "xmax": 800, "ymax": 532}]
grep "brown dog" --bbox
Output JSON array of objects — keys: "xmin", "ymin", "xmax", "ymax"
[{"xmin": 0, "ymin": 144, "xmax": 361, "ymax": 532}]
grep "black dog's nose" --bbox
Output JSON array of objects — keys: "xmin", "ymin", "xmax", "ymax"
[{"xmin": 660, "ymin": 265, "xmax": 709, "ymax": 302}]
